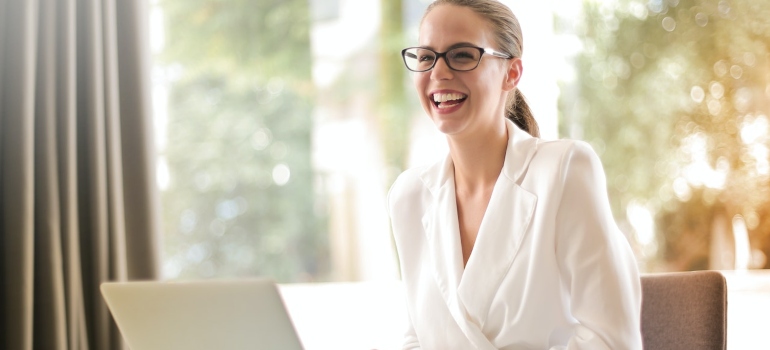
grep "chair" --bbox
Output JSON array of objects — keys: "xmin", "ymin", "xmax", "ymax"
[{"xmin": 641, "ymin": 270, "xmax": 727, "ymax": 350}]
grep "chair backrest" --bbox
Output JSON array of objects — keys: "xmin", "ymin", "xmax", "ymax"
[{"xmin": 641, "ymin": 270, "xmax": 727, "ymax": 350}]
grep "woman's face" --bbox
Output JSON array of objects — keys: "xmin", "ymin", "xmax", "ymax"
[{"xmin": 415, "ymin": 4, "xmax": 519, "ymax": 138}]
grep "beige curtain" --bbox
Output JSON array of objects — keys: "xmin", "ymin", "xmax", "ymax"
[{"xmin": 0, "ymin": 0, "xmax": 161, "ymax": 349}]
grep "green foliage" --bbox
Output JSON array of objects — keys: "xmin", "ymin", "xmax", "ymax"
[
  {"xmin": 379, "ymin": 0, "xmax": 411, "ymax": 182},
  {"xmin": 159, "ymin": 0, "xmax": 328, "ymax": 282},
  {"xmin": 159, "ymin": 0, "xmax": 312, "ymax": 81},
  {"xmin": 565, "ymin": 0, "xmax": 770, "ymax": 270}
]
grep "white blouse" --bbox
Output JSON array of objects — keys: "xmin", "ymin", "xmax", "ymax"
[{"xmin": 387, "ymin": 120, "xmax": 642, "ymax": 349}]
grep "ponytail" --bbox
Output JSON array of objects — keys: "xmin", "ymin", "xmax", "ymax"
[{"xmin": 505, "ymin": 89, "xmax": 540, "ymax": 137}]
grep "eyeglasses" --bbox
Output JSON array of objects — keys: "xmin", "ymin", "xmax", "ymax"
[{"xmin": 401, "ymin": 45, "xmax": 512, "ymax": 72}]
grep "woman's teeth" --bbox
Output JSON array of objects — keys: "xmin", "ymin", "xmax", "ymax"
[
  {"xmin": 432, "ymin": 93, "xmax": 467, "ymax": 109},
  {"xmin": 433, "ymin": 92, "xmax": 466, "ymax": 103}
]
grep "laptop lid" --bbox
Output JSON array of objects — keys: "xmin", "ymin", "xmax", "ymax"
[{"xmin": 101, "ymin": 278, "xmax": 304, "ymax": 350}]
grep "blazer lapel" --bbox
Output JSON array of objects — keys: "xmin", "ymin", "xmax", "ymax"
[
  {"xmin": 420, "ymin": 154, "xmax": 463, "ymax": 306},
  {"xmin": 456, "ymin": 180, "xmax": 537, "ymax": 328},
  {"xmin": 419, "ymin": 120, "xmax": 540, "ymax": 348},
  {"xmin": 457, "ymin": 120, "xmax": 539, "ymax": 330},
  {"xmin": 421, "ymin": 154, "xmax": 500, "ymax": 348}
]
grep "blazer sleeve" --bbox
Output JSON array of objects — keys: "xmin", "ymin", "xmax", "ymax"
[
  {"xmin": 551, "ymin": 141, "xmax": 643, "ymax": 350},
  {"xmin": 387, "ymin": 175, "xmax": 422, "ymax": 350}
]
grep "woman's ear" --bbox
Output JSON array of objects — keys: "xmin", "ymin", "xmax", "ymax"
[{"xmin": 502, "ymin": 58, "xmax": 522, "ymax": 92}]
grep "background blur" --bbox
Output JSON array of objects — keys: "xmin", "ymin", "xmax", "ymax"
[{"xmin": 149, "ymin": 0, "xmax": 770, "ymax": 283}]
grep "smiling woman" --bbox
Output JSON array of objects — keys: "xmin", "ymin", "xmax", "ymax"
[
  {"xmin": 407, "ymin": 1, "xmax": 538, "ymax": 139},
  {"xmin": 388, "ymin": 1, "xmax": 643, "ymax": 349}
]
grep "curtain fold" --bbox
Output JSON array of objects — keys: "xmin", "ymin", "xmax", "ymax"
[
  {"xmin": 1, "ymin": 1, "xmax": 37, "ymax": 350},
  {"xmin": 55, "ymin": 0, "xmax": 92, "ymax": 349},
  {"xmin": 116, "ymin": 0, "xmax": 162, "ymax": 283},
  {"xmin": 33, "ymin": 1, "xmax": 69, "ymax": 349},
  {"xmin": 0, "ymin": 0, "xmax": 161, "ymax": 349}
]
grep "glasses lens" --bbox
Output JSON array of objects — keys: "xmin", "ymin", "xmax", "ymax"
[
  {"xmin": 403, "ymin": 48, "xmax": 436, "ymax": 72},
  {"xmin": 447, "ymin": 47, "xmax": 481, "ymax": 71}
]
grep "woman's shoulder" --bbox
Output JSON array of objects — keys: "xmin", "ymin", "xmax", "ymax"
[
  {"xmin": 535, "ymin": 138, "xmax": 596, "ymax": 158},
  {"xmin": 386, "ymin": 164, "xmax": 435, "ymax": 226},
  {"xmin": 388, "ymin": 165, "xmax": 430, "ymax": 207},
  {"xmin": 390, "ymin": 165, "xmax": 426, "ymax": 193},
  {"xmin": 524, "ymin": 138, "xmax": 606, "ymax": 186},
  {"xmin": 533, "ymin": 138, "xmax": 602, "ymax": 169}
]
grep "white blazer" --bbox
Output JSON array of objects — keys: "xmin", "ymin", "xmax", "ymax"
[{"xmin": 388, "ymin": 120, "xmax": 642, "ymax": 350}]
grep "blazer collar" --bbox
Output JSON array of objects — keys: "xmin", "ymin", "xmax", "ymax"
[
  {"xmin": 419, "ymin": 119, "xmax": 539, "ymax": 195},
  {"xmin": 417, "ymin": 120, "xmax": 539, "ymax": 346}
]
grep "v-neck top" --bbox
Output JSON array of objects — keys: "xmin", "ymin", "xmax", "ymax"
[{"xmin": 388, "ymin": 119, "xmax": 642, "ymax": 350}]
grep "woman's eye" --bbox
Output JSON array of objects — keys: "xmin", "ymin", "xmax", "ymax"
[
  {"xmin": 451, "ymin": 51, "xmax": 475, "ymax": 60},
  {"xmin": 418, "ymin": 55, "xmax": 435, "ymax": 62}
]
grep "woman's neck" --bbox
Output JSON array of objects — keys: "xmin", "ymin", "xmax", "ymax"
[{"xmin": 448, "ymin": 121, "xmax": 508, "ymax": 194}]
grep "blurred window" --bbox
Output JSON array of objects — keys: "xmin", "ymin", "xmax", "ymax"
[
  {"xmin": 151, "ymin": 0, "xmax": 328, "ymax": 282},
  {"xmin": 558, "ymin": 0, "xmax": 770, "ymax": 271}
]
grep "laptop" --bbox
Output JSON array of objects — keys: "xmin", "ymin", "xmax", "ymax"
[{"xmin": 101, "ymin": 278, "xmax": 304, "ymax": 350}]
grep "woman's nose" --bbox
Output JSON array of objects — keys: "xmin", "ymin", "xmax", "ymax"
[{"xmin": 430, "ymin": 57, "xmax": 454, "ymax": 80}]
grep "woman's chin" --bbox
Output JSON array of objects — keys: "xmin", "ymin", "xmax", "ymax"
[{"xmin": 431, "ymin": 118, "xmax": 466, "ymax": 136}]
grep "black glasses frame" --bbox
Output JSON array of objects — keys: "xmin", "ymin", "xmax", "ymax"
[{"xmin": 401, "ymin": 45, "xmax": 512, "ymax": 72}]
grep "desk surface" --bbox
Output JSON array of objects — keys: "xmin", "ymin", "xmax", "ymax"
[{"xmin": 280, "ymin": 281, "xmax": 407, "ymax": 350}]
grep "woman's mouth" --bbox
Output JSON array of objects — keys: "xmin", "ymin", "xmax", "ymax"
[{"xmin": 432, "ymin": 92, "xmax": 467, "ymax": 109}]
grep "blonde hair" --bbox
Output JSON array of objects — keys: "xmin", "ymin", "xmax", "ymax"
[{"xmin": 423, "ymin": 0, "xmax": 540, "ymax": 137}]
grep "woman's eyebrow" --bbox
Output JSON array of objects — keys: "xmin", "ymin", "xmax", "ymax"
[
  {"xmin": 418, "ymin": 42, "xmax": 478, "ymax": 50},
  {"xmin": 448, "ymin": 42, "xmax": 477, "ymax": 49}
]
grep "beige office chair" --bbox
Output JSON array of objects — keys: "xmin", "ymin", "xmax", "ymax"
[{"xmin": 640, "ymin": 270, "xmax": 727, "ymax": 350}]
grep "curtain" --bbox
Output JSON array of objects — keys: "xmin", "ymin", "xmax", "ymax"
[{"xmin": 0, "ymin": 0, "xmax": 162, "ymax": 349}]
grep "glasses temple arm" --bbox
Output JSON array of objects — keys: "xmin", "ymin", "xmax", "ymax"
[{"xmin": 484, "ymin": 48, "xmax": 512, "ymax": 59}]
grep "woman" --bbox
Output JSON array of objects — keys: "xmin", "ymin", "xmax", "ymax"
[{"xmin": 387, "ymin": 1, "xmax": 642, "ymax": 349}]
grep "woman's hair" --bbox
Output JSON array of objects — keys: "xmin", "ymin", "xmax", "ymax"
[{"xmin": 423, "ymin": 0, "xmax": 540, "ymax": 137}]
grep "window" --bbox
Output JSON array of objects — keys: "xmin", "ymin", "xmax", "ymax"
[{"xmin": 152, "ymin": 0, "xmax": 329, "ymax": 282}]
